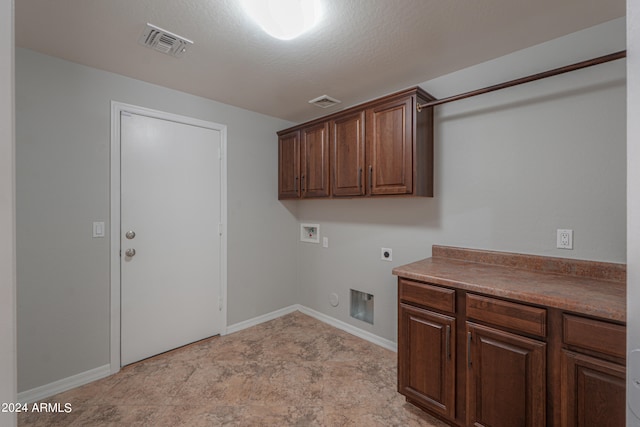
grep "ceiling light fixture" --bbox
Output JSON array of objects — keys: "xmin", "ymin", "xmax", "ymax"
[{"xmin": 240, "ymin": 0, "xmax": 323, "ymax": 41}]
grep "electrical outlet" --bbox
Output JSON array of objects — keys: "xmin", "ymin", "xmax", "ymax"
[
  {"xmin": 557, "ymin": 229, "xmax": 573, "ymax": 249},
  {"xmin": 381, "ymin": 248, "xmax": 392, "ymax": 261}
]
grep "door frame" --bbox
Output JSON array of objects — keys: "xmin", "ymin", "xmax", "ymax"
[{"xmin": 109, "ymin": 101, "xmax": 228, "ymax": 374}]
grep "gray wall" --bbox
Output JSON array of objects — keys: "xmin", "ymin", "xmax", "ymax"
[
  {"xmin": 1, "ymin": 0, "xmax": 17, "ymax": 425},
  {"xmin": 15, "ymin": 17, "xmax": 629, "ymax": 396},
  {"xmin": 15, "ymin": 49, "xmax": 298, "ymax": 392},
  {"xmin": 296, "ymin": 18, "xmax": 627, "ymax": 343},
  {"xmin": 628, "ymin": 0, "xmax": 640, "ymax": 424}
]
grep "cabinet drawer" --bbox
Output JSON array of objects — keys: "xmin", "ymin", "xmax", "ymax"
[
  {"xmin": 466, "ymin": 294, "xmax": 546, "ymax": 337},
  {"xmin": 563, "ymin": 314, "xmax": 625, "ymax": 359},
  {"xmin": 399, "ymin": 279, "xmax": 455, "ymax": 314}
]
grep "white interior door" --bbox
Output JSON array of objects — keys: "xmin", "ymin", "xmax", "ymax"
[{"xmin": 120, "ymin": 111, "xmax": 223, "ymax": 366}]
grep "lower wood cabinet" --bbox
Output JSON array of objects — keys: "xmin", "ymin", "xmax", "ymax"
[
  {"xmin": 466, "ymin": 322, "xmax": 546, "ymax": 427},
  {"xmin": 560, "ymin": 314, "xmax": 626, "ymax": 427},
  {"xmin": 399, "ymin": 303, "xmax": 456, "ymax": 419},
  {"xmin": 397, "ymin": 278, "xmax": 626, "ymax": 427},
  {"xmin": 561, "ymin": 350, "xmax": 625, "ymax": 427}
]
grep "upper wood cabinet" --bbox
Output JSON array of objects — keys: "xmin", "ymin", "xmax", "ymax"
[
  {"xmin": 278, "ymin": 130, "xmax": 300, "ymax": 199},
  {"xmin": 278, "ymin": 123, "xmax": 330, "ymax": 199},
  {"xmin": 331, "ymin": 110, "xmax": 365, "ymax": 197},
  {"xmin": 366, "ymin": 95, "xmax": 414, "ymax": 195},
  {"xmin": 301, "ymin": 122, "xmax": 330, "ymax": 198},
  {"xmin": 277, "ymin": 87, "xmax": 435, "ymax": 200}
]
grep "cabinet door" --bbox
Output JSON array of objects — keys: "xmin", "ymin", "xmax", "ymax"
[
  {"xmin": 331, "ymin": 111, "xmax": 365, "ymax": 197},
  {"xmin": 301, "ymin": 123, "xmax": 330, "ymax": 198},
  {"xmin": 366, "ymin": 96, "xmax": 413, "ymax": 195},
  {"xmin": 399, "ymin": 303, "xmax": 456, "ymax": 420},
  {"xmin": 466, "ymin": 322, "xmax": 546, "ymax": 427},
  {"xmin": 278, "ymin": 130, "xmax": 300, "ymax": 199},
  {"xmin": 561, "ymin": 350, "xmax": 625, "ymax": 427}
]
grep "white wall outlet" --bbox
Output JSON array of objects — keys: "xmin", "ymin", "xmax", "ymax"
[
  {"xmin": 323, "ymin": 237, "xmax": 329, "ymax": 248},
  {"xmin": 381, "ymin": 248, "xmax": 392, "ymax": 261},
  {"xmin": 557, "ymin": 229, "xmax": 573, "ymax": 249}
]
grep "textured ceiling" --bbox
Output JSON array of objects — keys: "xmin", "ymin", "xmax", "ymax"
[{"xmin": 15, "ymin": 0, "xmax": 625, "ymax": 123}]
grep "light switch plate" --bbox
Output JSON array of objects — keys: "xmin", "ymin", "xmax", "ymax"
[{"xmin": 93, "ymin": 221, "xmax": 105, "ymax": 238}]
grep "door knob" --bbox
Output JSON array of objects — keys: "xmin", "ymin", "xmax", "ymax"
[
  {"xmin": 125, "ymin": 230, "xmax": 136, "ymax": 239},
  {"xmin": 125, "ymin": 248, "xmax": 136, "ymax": 257}
]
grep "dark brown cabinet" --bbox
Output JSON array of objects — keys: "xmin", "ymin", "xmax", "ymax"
[
  {"xmin": 278, "ymin": 130, "xmax": 300, "ymax": 199},
  {"xmin": 466, "ymin": 322, "xmax": 546, "ymax": 427},
  {"xmin": 397, "ymin": 278, "xmax": 626, "ymax": 427},
  {"xmin": 277, "ymin": 123, "xmax": 330, "ymax": 199},
  {"xmin": 300, "ymin": 122, "xmax": 330, "ymax": 198},
  {"xmin": 399, "ymin": 303, "xmax": 456, "ymax": 419},
  {"xmin": 561, "ymin": 351, "xmax": 625, "ymax": 427},
  {"xmin": 331, "ymin": 110, "xmax": 365, "ymax": 197},
  {"xmin": 366, "ymin": 95, "xmax": 414, "ymax": 195},
  {"xmin": 561, "ymin": 314, "xmax": 626, "ymax": 427},
  {"xmin": 277, "ymin": 87, "xmax": 434, "ymax": 199}
]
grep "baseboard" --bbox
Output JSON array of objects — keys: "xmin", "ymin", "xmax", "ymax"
[
  {"xmin": 224, "ymin": 304, "xmax": 300, "ymax": 335},
  {"xmin": 297, "ymin": 305, "xmax": 398, "ymax": 352},
  {"xmin": 226, "ymin": 304, "xmax": 397, "ymax": 352},
  {"xmin": 18, "ymin": 364, "xmax": 111, "ymax": 404}
]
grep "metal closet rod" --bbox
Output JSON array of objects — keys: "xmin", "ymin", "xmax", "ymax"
[{"xmin": 416, "ymin": 50, "xmax": 627, "ymax": 112}]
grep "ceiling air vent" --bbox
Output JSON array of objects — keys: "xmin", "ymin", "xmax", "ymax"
[
  {"xmin": 308, "ymin": 95, "xmax": 341, "ymax": 108},
  {"xmin": 138, "ymin": 23, "xmax": 193, "ymax": 58}
]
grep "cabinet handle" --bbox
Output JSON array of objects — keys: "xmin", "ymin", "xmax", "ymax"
[
  {"xmin": 358, "ymin": 168, "xmax": 362, "ymax": 191},
  {"xmin": 368, "ymin": 165, "xmax": 373, "ymax": 193},
  {"xmin": 446, "ymin": 325, "xmax": 451, "ymax": 360},
  {"xmin": 467, "ymin": 331, "xmax": 472, "ymax": 367}
]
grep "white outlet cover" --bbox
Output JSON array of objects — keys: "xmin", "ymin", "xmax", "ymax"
[
  {"xmin": 381, "ymin": 248, "xmax": 392, "ymax": 261},
  {"xmin": 556, "ymin": 229, "xmax": 573, "ymax": 249},
  {"xmin": 93, "ymin": 221, "xmax": 105, "ymax": 238}
]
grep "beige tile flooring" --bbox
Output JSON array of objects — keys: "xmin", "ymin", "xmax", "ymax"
[{"xmin": 19, "ymin": 311, "xmax": 449, "ymax": 426}]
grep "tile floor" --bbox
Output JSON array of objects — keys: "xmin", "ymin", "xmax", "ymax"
[{"xmin": 18, "ymin": 311, "xmax": 448, "ymax": 426}]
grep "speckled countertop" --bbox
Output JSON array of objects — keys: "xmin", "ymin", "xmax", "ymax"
[{"xmin": 392, "ymin": 245, "xmax": 626, "ymax": 323}]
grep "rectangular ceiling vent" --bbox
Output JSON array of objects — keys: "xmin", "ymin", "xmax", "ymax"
[
  {"xmin": 139, "ymin": 23, "xmax": 193, "ymax": 58},
  {"xmin": 308, "ymin": 95, "xmax": 341, "ymax": 108}
]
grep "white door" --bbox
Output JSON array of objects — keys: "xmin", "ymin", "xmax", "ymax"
[{"xmin": 120, "ymin": 111, "xmax": 223, "ymax": 366}]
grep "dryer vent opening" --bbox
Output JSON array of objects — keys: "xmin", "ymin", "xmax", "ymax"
[{"xmin": 350, "ymin": 289, "xmax": 374, "ymax": 325}]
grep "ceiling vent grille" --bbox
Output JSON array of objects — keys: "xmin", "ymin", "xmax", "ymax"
[
  {"xmin": 308, "ymin": 95, "xmax": 341, "ymax": 108},
  {"xmin": 138, "ymin": 23, "xmax": 193, "ymax": 58}
]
